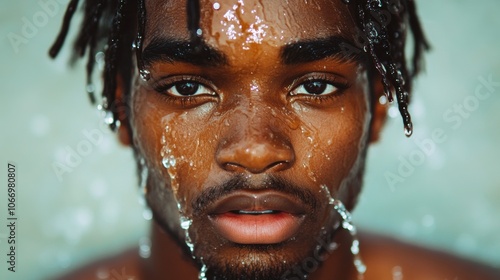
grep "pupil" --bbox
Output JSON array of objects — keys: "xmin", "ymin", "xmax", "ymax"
[
  {"xmin": 175, "ymin": 82, "xmax": 199, "ymax": 96},
  {"xmin": 304, "ymin": 81, "xmax": 326, "ymax": 95}
]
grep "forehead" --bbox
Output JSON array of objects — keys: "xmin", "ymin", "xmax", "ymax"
[{"xmin": 144, "ymin": 0, "xmax": 357, "ymax": 48}]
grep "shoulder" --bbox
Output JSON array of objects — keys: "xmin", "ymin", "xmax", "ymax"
[
  {"xmin": 359, "ymin": 231, "xmax": 499, "ymax": 280},
  {"xmin": 54, "ymin": 247, "xmax": 143, "ymax": 280}
]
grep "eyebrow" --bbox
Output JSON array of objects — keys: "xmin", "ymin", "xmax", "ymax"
[
  {"xmin": 142, "ymin": 37, "xmax": 228, "ymax": 68},
  {"xmin": 281, "ymin": 36, "xmax": 366, "ymax": 65},
  {"xmin": 142, "ymin": 35, "xmax": 365, "ymax": 68}
]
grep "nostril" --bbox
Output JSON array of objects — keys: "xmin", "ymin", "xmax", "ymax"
[
  {"xmin": 223, "ymin": 161, "xmax": 290, "ymax": 174},
  {"xmin": 222, "ymin": 162, "xmax": 244, "ymax": 172},
  {"xmin": 216, "ymin": 133, "xmax": 295, "ymax": 174},
  {"xmin": 262, "ymin": 161, "xmax": 291, "ymax": 173}
]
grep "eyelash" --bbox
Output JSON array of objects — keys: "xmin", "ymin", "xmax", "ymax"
[
  {"xmin": 150, "ymin": 73, "xmax": 349, "ymax": 106},
  {"xmin": 289, "ymin": 74, "xmax": 349, "ymax": 101},
  {"xmin": 152, "ymin": 75, "xmax": 216, "ymax": 106}
]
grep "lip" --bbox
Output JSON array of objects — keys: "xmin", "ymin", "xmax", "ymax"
[{"xmin": 208, "ymin": 191, "xmax": 307, "ymax": 244}]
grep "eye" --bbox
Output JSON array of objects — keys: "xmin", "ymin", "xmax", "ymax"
[
  {"xmin": 166, "ymin": 81, "xmax": 214, "ymax": 97},
  {"xmin": 291, "ymin": 80, "xmax": 339, "ymax": 96}
]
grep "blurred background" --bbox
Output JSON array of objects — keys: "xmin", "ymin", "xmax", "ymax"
[{"xmin": 1, "ymin": 0, "xmax": 499, "ymax": 279}]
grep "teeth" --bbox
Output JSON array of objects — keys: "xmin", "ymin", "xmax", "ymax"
[{"xmin": 236, "ymin": 210, "xmax": 276, "ymax": 215}]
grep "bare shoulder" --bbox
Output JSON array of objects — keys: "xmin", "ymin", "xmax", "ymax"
[
  {"xmin": 53, "ymin": 247, "xmax": 143, "ymax": 280},
  {"xmin": 359, "ymin": 231, "xmax": 499, "ymax": 280}
]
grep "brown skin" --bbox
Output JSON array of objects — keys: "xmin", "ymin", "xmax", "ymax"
[
  {"xmin": 129, "ymin": 0, "xmax": 374, "ymax": 278},
  {"xmin": 58, "ymin": 0, "xmax": 499, "ymax": 279}
]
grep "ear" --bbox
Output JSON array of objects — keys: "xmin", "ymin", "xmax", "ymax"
[
  {"xmin": 115, "ymin": 76, "xmax": 133, "ymax": 146},
  {"xmin": 369, "ymin": 74, "xmax": 388, "ymax": 143}
]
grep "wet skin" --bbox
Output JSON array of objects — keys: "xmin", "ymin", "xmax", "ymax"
[
  {"xmin": 117, "ymin": 0, "xmax": 387, "ymax": 279},
  {"xmin": 57, "ymin": 1, "xmax": 500, "ymax": 279}
]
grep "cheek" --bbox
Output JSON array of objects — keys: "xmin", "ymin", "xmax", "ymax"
[
  {"xmin": 132, "ymin": 93, "xmax": 220, "ymax": 211},
  {"xmin": 292, "ymin": 85, "xmax": 370, "ymax": 190},
  {"xmin": 159, "ymin": 105, "xmax": 218, "ymax": 198}
]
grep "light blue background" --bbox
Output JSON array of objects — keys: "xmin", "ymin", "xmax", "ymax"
[{"xmin": 0, "ymin": 1, "xmax": 499, "ymax": 279}]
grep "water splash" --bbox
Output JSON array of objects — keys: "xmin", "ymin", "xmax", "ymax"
[
  {"xmin": 321, "ymin": 185, "xmax": 366, "ymax": 279},
  {"xmin": 198, "ymin": 261, "xmax": 208, "ymax": 280},
  {"xmin": 160, "ymin": 123, "xmax": 195, "ymax": 261},
  {"xmin": 137, "ymin": 157, "xmax": 153, "ymax": 221},
  {"xmin": 179, "ymin": 206, "xmax": 195, "ymax": 255}
]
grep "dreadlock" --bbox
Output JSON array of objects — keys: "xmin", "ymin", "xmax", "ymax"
[{"xmin": 49, "ymin": 0, "xmax": 428, "ymax": 136}]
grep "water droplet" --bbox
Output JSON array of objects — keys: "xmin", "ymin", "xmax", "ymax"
[
  {"xmin": 162, "ymin": 157, "xmax": 170, "ymax": 168},
  {"xmin": 365, "ymin": 21, "xmax": 379, "ymax": 41},
  {"xmin": 369, "ymin": 0, "xmax": 382, "ymax": 8},
  {"xmin": 140, "ymin": 69, "xmax": 151, "ymax": 81},
  {"xmin": 213, "ymin": 2, "xmax": 221, "ymax": 10},
  {"xmin": 142, "ymin": 208, "xmax": 153, "ymax": 220},
  {"xmin": 95, "ymin": 51, "xmax": 105, "ymax": 65},
  {"xmin": 378, "ymin": 95, "xmax": 388, "ymax": 105},
  {"xmin": 396, "ymin": 70, "xmax": 405, "ymax": 86},
  {"xmin": 101, "ymin": 97, "xmax": 109, "ymax": 109},
  {"xmin": 86, "ymin": 84, "xmax": 95, "ymax": 94},
  {"xmin": 103, "ymin": 111, "xmax": 114, "ymax": 125},
  {"xmin": 179, "ymin": 215, "xmax": 195, "ymax": 254},
  {"xmin": 199, "ymin": 263, "xmax": 208, "ymax": 280},
  {"xmin": 138, "ymin": 237, "xmax": 151, "ymax": 258},
  {"xmin": 404, "ymin": 123, "xmax": 413, "ymax": 137},
  {"xmin": 180, "ymin": 216, "xmax": 192, "ymax": 230},
  {"xmin": 341, "ymin": 0, "xmax": 350, "ymax": 3},
  {"xmin": 321, "ymin": 185, "xmax": 366, "ymax": 278},
  {"xmin": 162, "ymin": 155, "xmax": 177, "ymax": 169},
  {"xmin": 169, "ymin": 156, "xmax": 176, "ymax": 167}
]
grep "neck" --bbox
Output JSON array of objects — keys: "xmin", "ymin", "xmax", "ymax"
[{"xmin": 144, "ymin": 222, "xmax": 359, "ymax": 280}]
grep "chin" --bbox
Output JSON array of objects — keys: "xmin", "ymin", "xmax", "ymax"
[
  {"xmin": 198, "ymin": 243, "xmax": 310, "ymax": 280},
  {"xmin": 189, "ymin": 215, "xmax": 339, "ymax": 280}
]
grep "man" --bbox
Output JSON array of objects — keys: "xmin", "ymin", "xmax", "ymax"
[{"xmin": 51, "ymin": 0, "xmax": 498, "ymax": 279}]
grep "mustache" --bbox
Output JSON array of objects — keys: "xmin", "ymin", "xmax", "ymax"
[{"xmin": 191, "ymin": 175, "xmax": 318, "ymax": 215}]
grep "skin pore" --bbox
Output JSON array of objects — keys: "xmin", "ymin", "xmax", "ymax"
[
  {"xmin": 56, "ymin": 0, "xmax": 499, "ymax": 280},
  {"xmin": 119, "ymin": 0, "xmax": 383, "ymax": 279}
]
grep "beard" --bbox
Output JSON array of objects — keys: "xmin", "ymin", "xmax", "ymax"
[
  {"xmin": 198, "ymin": 224, "xmax": 342, "ymax": 280},
  {"xmin": 185, "ymin": 175, "xmax": 345, "ymax": 280},
  {"xmin": 202, "ymin": 244, "xmax": 302, "ymax": 280},
  {"xmin": 137, "ymin": 136, "xmax": 368, "ymax": 280}
]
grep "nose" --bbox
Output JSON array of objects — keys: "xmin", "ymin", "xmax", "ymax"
[{"xmin": 216, "ymin": 117, "xmax": 295, "ymax": 174}]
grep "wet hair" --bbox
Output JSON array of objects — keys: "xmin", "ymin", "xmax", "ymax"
[{"xmin": 49, "ymin": 0, "xmax": 429, "ymax": 135}]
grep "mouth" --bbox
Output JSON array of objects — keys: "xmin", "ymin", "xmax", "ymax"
[{"xmin": 208, "ymin": 190, "xmax": 307, "ymax": 244}]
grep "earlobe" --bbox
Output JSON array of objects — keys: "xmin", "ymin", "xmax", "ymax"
[
  {"xmin": 115, "ymin": 76, "xmax": 132, "ymax": 147},
  {"xmin": 369, "ymin": 76, "xmax": 388, "ymax": 143}
]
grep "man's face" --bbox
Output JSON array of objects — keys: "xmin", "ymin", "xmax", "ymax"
[{"xmin": 124, "ymin": 0, "xmax": 381, "ymax": 278}]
